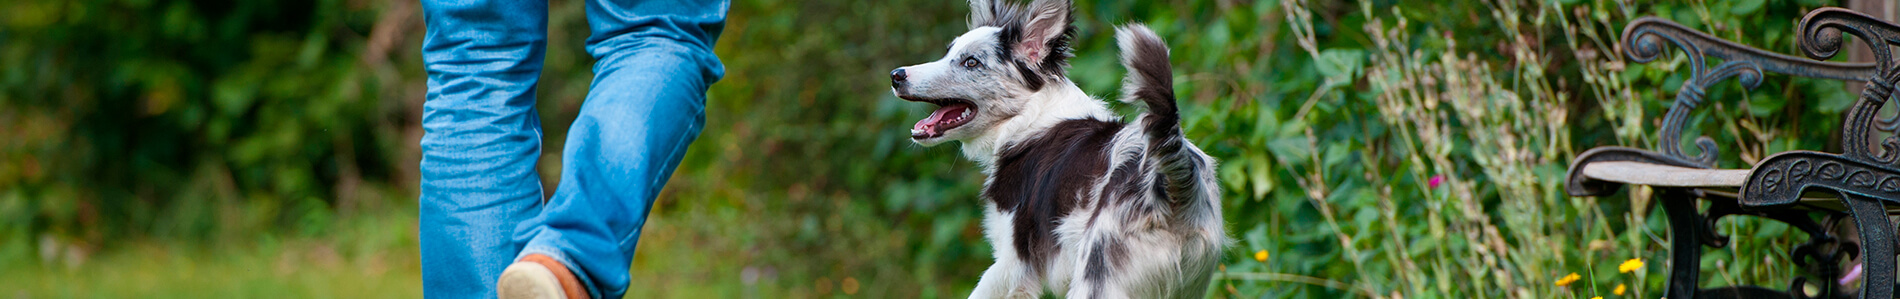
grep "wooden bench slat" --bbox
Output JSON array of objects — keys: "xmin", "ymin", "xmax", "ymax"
[{"xmin": 1580, "ymin": 161, "xmax": 1750, "ymax": 188}]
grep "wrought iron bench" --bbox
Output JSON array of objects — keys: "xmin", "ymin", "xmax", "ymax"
[{"xmin": 1564, "ymin": 8, "xmax": 1900, "ymax": 299}]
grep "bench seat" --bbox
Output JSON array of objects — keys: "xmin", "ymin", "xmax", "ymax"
[
  {"xmin": 1581, "ymin": 161, "xmax": 1900, "ymax": 212},
  {"xmin": 1578, "ymin": 161, "xmax": 1748, "ymax": 188}
]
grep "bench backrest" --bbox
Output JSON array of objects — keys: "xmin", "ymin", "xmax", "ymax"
[
  {"xmin": 1622, "ymin": 10, "xmax": 1880, "ymax": 167},
  {"xmin": 1799, "ymin": 8, "xmax": 1900, "ymax": 166}
]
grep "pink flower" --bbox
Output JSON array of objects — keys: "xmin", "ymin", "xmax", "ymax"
[
  {"xmin": 1428, "ymin": 175, "xmax": 1444, "ymax": 189},
  {"xmin": 1842, "ymin": 263, "xmax": 1864, "ymax": 286}
]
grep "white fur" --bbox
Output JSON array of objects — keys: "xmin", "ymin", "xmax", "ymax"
[
  {"xmin": 953, "ymin": 92, "xmax": 1225, "ymax": 298},
  {"xmin": 960, "ymin": 83, "xmax": 1113, "ymax": 168}
]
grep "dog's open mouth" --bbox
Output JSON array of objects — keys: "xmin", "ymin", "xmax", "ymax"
[{"xmin": 902, "ymin": 97, "xmax": 977, "ymax": 139}]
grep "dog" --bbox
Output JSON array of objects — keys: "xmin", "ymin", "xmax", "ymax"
[{"xmin": 889, "ymin": 0, "xmax": 1225, "ymax": 297}]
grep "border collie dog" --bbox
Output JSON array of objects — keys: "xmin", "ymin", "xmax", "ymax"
[{"xmin": 889, "ymin": 0, "xmax": 1224, "ymax": 297}]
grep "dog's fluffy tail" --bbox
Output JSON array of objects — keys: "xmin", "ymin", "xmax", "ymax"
[
  {"xmin": 1117, "ymin": 24, "xmax": 1186, "ymax": 157},
  {"xmin": 1116, "ymin": 24, "xmax": 1178, "ymax": 141},
  {"xmin": 1117, "ymin": 24, "xmax": 1212, "ymax": 210}
]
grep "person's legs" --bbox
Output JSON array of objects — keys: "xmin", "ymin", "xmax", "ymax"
[
  {"xmin": 417, "ymin": 0, "xmax": 548, "ymax": 297},
  {"xmin": 511, "ymin": 0, "xmax": 729, "ymax": 297}
]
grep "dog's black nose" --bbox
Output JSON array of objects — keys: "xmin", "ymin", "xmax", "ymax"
[{"xmin": 891, "ymin": 68, "xmax": 908, "ymax": 87}]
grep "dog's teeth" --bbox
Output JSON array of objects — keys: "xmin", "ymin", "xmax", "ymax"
[
  {"xmin": 962, "ymin": 109, "xmax": 971, "ymax": 119},
  {"xmin": 911, "ymin": 128, "xmax": 925, "ymax": 135}
]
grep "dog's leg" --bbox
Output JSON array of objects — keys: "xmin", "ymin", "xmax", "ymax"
[
  {"xmin": 1065, "ymin": 285, "xmax": 1131, "ymax": 299},
  {"xmin": 969, "ymin": 261, "xmax": 1033, "ymax": 299}
]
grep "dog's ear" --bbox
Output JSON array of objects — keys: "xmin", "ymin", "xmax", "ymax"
[
  {"xmin": 968, "ymin": 0, "xmax": 997, "ymax": 29},
  {"xmin": 1011, "ymin": 0, "xmax": 1073, "ymax": 73}
]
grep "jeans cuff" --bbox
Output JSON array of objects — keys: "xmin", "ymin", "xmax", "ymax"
[{"xmin": 519, "ymin": 245, "xmax": 602, "ymax": 299}]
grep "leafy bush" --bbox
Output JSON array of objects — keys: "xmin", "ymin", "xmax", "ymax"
[
  {"xmin": 1, "ymin": 0, "xmax": 420, "ymax": 267},
  {"xmin": 1214, "ymin": 0, "xmax": 1844, "ymax": 297}
]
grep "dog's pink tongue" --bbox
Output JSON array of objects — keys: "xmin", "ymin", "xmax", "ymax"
[{"xmin": 913, "ymin": 104, "xmax": 969, "ymax": 136}]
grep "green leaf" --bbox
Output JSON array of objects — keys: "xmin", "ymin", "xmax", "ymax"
[
  {"xmin": 1220, "ymin": 161, "xmax": 1249, "ymax": 195},
  {"xmin": 1248, "ymin": 153, "xmax": 1275, "ymax": 199},
  {"xmin": 1268, "ymin": 137, "xmax": 1313, "ymax": 165},
  {"xmin": 1730, "ymin": 0, "xmax": 1765, "ymax": 15},
  {"xmin": 1745, "ymin": 92, "xmax": 1785, "ymax": 116},
  {"xmin": 1813, "ymin": 81, "xmax": 1854, "ymax": 113},
  {"xmin": 1315, "ymin": 49, "xmax": 1367, "ymax": 88}
]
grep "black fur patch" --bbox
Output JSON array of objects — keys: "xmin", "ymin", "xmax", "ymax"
[
  {"xmin": 1162, "ymin": 154, "xmax": 1206, "ymax": 208},
  {"xmin": 989, "ymin": 16, "xmax": 1046, "ymax": 91},
  {"xmin": 993, "ymin": 12, "xmax": 1023, "ymax": 53},
  {"xmin": 984, "ymin": 0, "xmax": 1073, "ymax": 92},
  {"xmin": 1083, "ymin": 238, "xmax": 1127, "ymax": 289},
  {"xmin": 1012, "ymin": 59, "xmax": 1046, "ymax": 91},
  {"xmin": 1087, "ymin": 154, "xmax": 1146, "ymax": 228},
  {"xmin": 986, "ymin": 119, "xmax": 1124, "ymax": 276}
]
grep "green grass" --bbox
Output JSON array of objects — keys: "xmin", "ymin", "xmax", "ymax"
[
  {"xmin": 1, "ymin": 208, "xmax": 422, "ymax": 298},
  {"xmin": 0, "ymin": 200, "xmax": 894, "ymax": 298}
]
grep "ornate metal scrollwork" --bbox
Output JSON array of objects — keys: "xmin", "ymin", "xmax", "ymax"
[
  {"xmin": 1568, "ymin": 18, "xmax": 1877, "ymax": 197},
  {"xmin": 1700, "ymin": 199, "xmax": 1825, "ymax": 249},
  {"xmin": 1735, "ymin": 150, "xmax": 1900, "ymax": 299},
  {"xmin": 1786, "ymin": 212, "xmax": 1854, "ymax": 299},
  {"xmin": 1742, "ymin": 151, "xmax": 1900, "ymax": 207},
  {"xmin": 1797, "ymin": 8, "xmax": 1900, "ymax": 166},
  {"xmin": 1668, "ymin": 190, "xmax": 1860, "ymax": 299},
  {"xmin": 1623, "ymin": 17, "xmax": 1875, "ymax": 168},
  {"xmin": 1567, "ymin": 9, "xmax": 1900, "ymax": 299}
]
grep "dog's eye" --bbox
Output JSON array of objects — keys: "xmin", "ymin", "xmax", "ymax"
[{"xmin": 962, "ymin": 57, "xmax": 981, "ymax": 69}]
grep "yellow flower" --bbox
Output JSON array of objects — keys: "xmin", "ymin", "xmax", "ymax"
[
  {"xmin": 1254, "ymin": 250, "xmax": 1268, "ymax": 262},
  {"xmin": 1614, "ymin": 283, "xmax": 1626, "ymax": 295},
  {"xmin": 1619, "ymin": 258, "xmax": 1645, "ymax": 273},
  {"xmin": 1555, "ymin": 272, "xmax": 1581, "ymax": 287},
  {"xmin": 1591, "ymin": 297, "xmax": 1603, "ymax": 299}
]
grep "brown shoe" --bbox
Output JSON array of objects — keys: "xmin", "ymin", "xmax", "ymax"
[{"xmin": 498, "ymin": 253, "xmax": 590, "ymax": 299}]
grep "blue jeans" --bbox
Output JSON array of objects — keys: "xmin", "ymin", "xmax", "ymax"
[{"xmin": 417, "ymin": 0, "xmax": 726, "ymax": 297}]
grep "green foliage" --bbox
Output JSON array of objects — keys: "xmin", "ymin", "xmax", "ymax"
[{"xmin": 1, "ymin": 0, "xmax": 417, "ymax": 268}]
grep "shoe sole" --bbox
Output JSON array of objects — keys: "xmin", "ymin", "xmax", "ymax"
[{"xmin": 498, "ymin": 262, "xmax": 567, "ymax": 299}]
